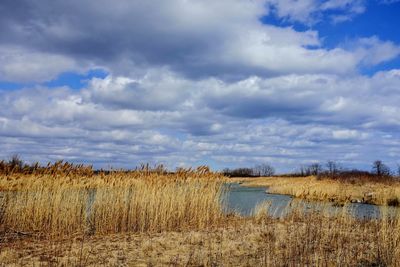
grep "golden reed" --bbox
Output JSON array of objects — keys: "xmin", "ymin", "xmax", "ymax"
[{"xmin": 0, "ymin": 166, "xmax": 225, "ymax": 236}]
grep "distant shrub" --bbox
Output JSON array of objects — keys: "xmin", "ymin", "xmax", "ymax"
[
  {"xmin": 387, "ymin": 198, "xmax": 400, "ymax": 207},
  {"xmin": 317, "ymin": 169, "xmax": 398, "ymax": 184},
  {"xmin": 223, "ymin": 163, "xmax": 275, "ymax": 177},
  {"xmin": 223, "ymin": 167, "xmax": 254, "ymax": 177}
]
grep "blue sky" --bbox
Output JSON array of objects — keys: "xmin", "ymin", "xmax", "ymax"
[{"xmin": 0, "ymin": 0, "xmax": 400, "ymax": 172}]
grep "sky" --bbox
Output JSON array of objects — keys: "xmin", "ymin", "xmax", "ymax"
[{"xmin": 1, "ymin": 0, "xmax": 400, "ymax": 172}]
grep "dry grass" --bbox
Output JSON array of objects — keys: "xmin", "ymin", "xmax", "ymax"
[
  {"xmin": 0, "ymin": 167, "xmax": 226, "ymax": 236},
  {"xmin": 2, "ymin": 169, "xmax": 400, "ymax": 266},
  {"xmin": 233, "ymin": 176, "xmax": 400, "ymax": 206},
  {"xmin": 2, "ymin": 204, "xmax": 400, "ymax": 266}
]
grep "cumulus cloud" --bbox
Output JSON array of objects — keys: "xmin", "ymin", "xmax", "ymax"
[
  {"xmin": 352, "ymin": 37, "xmax": 400, "ymax": 66},
  {"xmin": 0, "ymin": 0, "xmax": 400, "ymax": 171},
  {"xmin": 0, "ymin": 45, "xmax": 79, "ymax": 82},
  {"xmin": 1, "ymin": 67, "xmax": 400, "ymax": 170},
  {"xmin": 266, "ymin": 0, "xmax": 366, "ymax": 24},
  {"xmin": 0, "ymin": 0, "xmax": 392, "ymax": 81}
]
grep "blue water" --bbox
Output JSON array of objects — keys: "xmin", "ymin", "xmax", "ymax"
[
  {"xmin": 224, "ymin": 183, "xmax": 399, "ymax": 219},
  {"xmin": 223, "ymin": 183, "xmax": 291, "ymax": 216}
]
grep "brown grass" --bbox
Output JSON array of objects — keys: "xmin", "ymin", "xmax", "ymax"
[
  {"xmin": 2, "ymin": 203, "xmax": 400, "ymax": 266},
  {"xmin": 0, "ymin": 167, "xmax": 226, "ymax": 236},
  {"xmin": 2, "ymin": 169, "xmax": 400, "ymax": 266},
  {"xmin": 232, "ymin": 176, "xmax": 400, "ymax": 206}
]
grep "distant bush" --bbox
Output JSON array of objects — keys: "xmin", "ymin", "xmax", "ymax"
[
  {"xmin": 317, "ymin": 169, "xmax": 398, "ymax": 184},
  {"xmin": 223, "ymin": 167, "xmax": 254, "ymax": 177},
  {"xmin": 288, "ymin": 163, "xmax": 324, "ymax": 177},
  {"xmin": 371, "ymin": 160, "xmax": 391, "ymax": 176},
  {"xmin": 223, "ymin": 163, "xmax": 275, "ymax": 177},
  {"xmin": 280, "ymin": 160, "xmax": 399, "ymax": 184}
]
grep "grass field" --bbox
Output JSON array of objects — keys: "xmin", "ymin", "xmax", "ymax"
[
  {"xmin": 232, "ymin": 176, "xmax": 400, "ymax": 206},
  {"xmin": 1, "ymin": 166, "xmax": 400, "ymax": 266},
  {"xmin": 0, "ymin": 166, "xmax": 225, "ymax": 236}
]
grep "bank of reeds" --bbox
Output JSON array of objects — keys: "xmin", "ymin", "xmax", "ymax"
[
  {"xmin": 0, "ymin": 166, "xmax": 225, "ymax": 236},
  {"xmin": 250, "ymin": 201, "xmax": 400, "ymax": 266},
  {"xmin": 317, "ymin": 169, "xmax": 400, "ymax": 184},
  {"xmin": 233, "ymin": 176, "xmax": 400, "ymax": 206},
  {"xmin": 3, "ymin": 163, "xmax": 400, "ymax": 266},
  {"xmin": 0, "ymin": 159, "xmax": 94, "ymax": 176},
  {"xmin": 2, "ymin": 201, "xmax": 400, "ymax": 266}
]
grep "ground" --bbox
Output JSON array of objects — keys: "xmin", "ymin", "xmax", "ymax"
[{"xmin": 1, "ymin": 215, "xmax": 395, "ymax": 267}]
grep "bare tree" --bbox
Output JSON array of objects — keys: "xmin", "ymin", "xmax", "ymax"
[
  {"xmin": 326, "ymin": 161, "xmax": 340, "ymax": 177},
  {"xmin": 296, "ymin": 164, "xmax": 312, "ymax": 177},
  {"xmin": 253, "ymin": 163, "xmax": 275, "ymax": 177},
  {"xmin": 309, "ymin": 163, "xmax": 323, "ymax": 176},
  {"xmin": 222, "ymin": 168, "xmax": 231, "ymax": 176},
  {"xmin": 294, "ymin": 163, "xmax": 322, "ymax": 177},
  {"xmin": 372, "ymin": 160, "xmax": 391, "ymax": 176}
]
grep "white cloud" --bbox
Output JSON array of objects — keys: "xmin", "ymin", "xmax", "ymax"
[
  {"xmin": 0, "ymin": 45, "xmax": 79, "ymax": 82},
  {"xmin": 0, "ymin": 0, "xmax": 390, "ymax": 81},
  {"xmin": 266, "ymin": 0, "xmax": 366, "ymax": 24},
  {"xmin": 352, "ymin": 36, "xmax": 400, "ymax": 66},
  {"xmin": 267, "ymin": 0, "xmax": 318, "ymax": 23},
  {"xmin": 1, "ymin": 67, "xmax": 400, "ymax": 170},
  {"xmin": 85, "ymin": 69, "xmax": 191, "ymax": 111},
  {"xmin": 321, "ymin": 0, "xmax": 365, "ymax": 13},
  {"xmin": 332, "ymin": 129, "xmax": 367, "ymax": 140},
  {"xmin": 0, "ymin": 0, "xmax": 400, "ymax": 171}
]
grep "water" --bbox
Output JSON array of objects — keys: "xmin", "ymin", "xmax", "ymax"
[
  {"xmin": 224, "ymin": 183, "xmax": 399, "ymax": 219},
  {"xmin": 223, "ymin": 183, "xmax": 291, "ymax": 216}
]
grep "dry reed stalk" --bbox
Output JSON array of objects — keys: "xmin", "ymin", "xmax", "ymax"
[
  {"xmin": 0, "ymin": 169, "xmax": 225, "ymax": 236},
  {"xmin": 235, "ymin": 176, "xmax": 400, "ymax": 206},
  {"xmin": 2, "ymin": 200, "xmax": 400, "ymax": 266},
  {"xmin": 1, "ymin": 188, "xmax": 88, "ymax": 235},
  {"xmin": 251, "ymin": 201, "xmax": 400, "ymax": 266}
]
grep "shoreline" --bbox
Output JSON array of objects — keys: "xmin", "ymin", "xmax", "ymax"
[{"xmin": 229, "ymin": 176, "xmax": 400, "ymax": 206}]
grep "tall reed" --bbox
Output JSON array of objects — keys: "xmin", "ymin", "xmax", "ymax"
[
  {"xmin": 0, "ymin": 168, "xmax": 225, "ymax": 236},
  {"xmin": 252, "ymin": 201, "xmax": 400, "ymax": 266}
]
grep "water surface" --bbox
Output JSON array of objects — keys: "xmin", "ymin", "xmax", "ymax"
[{"xmin": 224, "ymin": 183, "xmax": 399, "ymax": 219}]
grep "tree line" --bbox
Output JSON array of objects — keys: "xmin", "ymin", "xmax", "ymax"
[
  {"xmin": 223, "ymin": 160, "xmax": 400, "ymax": 180},
  {"xmin": 223, "ymin": 163, "xmax": 275, "ymax": 177},
  {"xmin": 292, "ymin": 160, "xmax": 397, "ymax": 177}
]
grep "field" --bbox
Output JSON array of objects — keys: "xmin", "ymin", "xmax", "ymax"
[
  {"xmin": 232, "ymin": 176, "xmax": 400, "ymax": 206},
  {"xmin": 1, "ymin": 164, "xmax": 400, "ymax": 266}
]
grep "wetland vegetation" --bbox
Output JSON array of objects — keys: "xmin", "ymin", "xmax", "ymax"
[{"xmin": 1, "ymin": 159, "xmax": 400, "ymax": 266}]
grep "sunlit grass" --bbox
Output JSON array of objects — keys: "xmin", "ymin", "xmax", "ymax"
[
  {"xmin": 2, "ymin": 165, "xmax": 400, "ymax": 266},
  {"xmin": 233, "ymin": 176, "xmax": 400, "ymax": 206},
  {"xmin": 0, "ymin": 166, "xmax": 226, "ymax": 236}
]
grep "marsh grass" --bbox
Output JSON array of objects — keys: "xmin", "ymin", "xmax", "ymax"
[
  {"xmin": 0, "ymin": 167, "xmax": 225, "ymax": 236},
  {"xmin": 250, "ymin": 201, "xmax": 400, "ymax": 266},
  {"xmin": 234, "ymin": 176, "xmax": 400, "ymax": 206},
  {"xmin": 3, "ymin": 200, "xmax": 400, "ymax": 266},
  {"xmin": 2, "ymin": 166, "xmax": 400, "ymax": 266}
]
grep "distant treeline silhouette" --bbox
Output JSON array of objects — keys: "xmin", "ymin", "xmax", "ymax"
[
  {"xmin": 226, "ymin": 160, "xmax": 400, "ymax": 183},
  {"xmin": 223, "ymin": 163, "xmax": 275, "ymax": 177}
]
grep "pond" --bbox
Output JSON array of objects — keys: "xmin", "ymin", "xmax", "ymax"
[{"xmin": 223, "ymin": 183, "xmax": 399, "ymax": 219}]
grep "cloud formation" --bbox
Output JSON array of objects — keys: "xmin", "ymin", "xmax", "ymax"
[
  {"xmin": 0, "ymin": 0, "xmax": 400, "ymax": 171},
  {"xmin": 1, "ymin": 0, "xmax": 395, "ymax": 80},
  {"xmin": 267, "ymin": 0, "xmax": 366, "ymax": 24}
]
